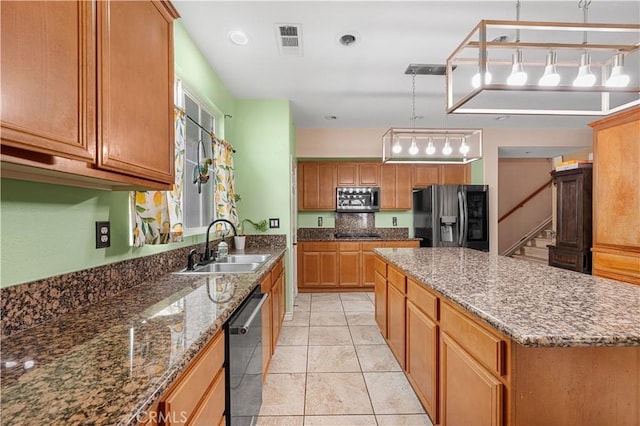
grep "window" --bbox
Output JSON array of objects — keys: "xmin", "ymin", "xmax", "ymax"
[{"xmin": 183, "ymin": 89, "xmax": 216, "ymax": 234}]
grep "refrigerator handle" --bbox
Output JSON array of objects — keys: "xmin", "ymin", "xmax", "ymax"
[
  {"xmin": 457, "ymin": 190, "xmax": 465, "ymax": 246},
  {"xmin": 462, "ymin": 189, "xmax": 469, "ymax": 246}
]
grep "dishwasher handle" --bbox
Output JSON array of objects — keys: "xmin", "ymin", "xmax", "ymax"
[{"xmin": 230, "ymin": 292, "xmax": 268, "ymax": 335}]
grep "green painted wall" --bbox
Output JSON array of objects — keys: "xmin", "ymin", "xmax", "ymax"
[
  {"xmin": 232, "ymin": 99, "xmax": 295, "ymax": 311},
  {"xmin": 0, "ymin": 21, "xmax": 237, "ymax": 288},
  {"xmin": 471, "ymin": 159, "xmax": 484, "ymax": 184}
]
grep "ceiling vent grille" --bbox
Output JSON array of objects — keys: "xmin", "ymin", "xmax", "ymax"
[{"xmin": 275, "ymin": 24, "xmax": 303, "ymax": 56}]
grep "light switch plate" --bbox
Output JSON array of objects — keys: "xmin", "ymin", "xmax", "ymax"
[
  {"xmin": 392, "ymin": 216, "xmax": 398, "ymax": 227},
  {"xmin": 317, "ymin": 217, "xmax": 323, "ymax": 227},
  {"xmin": 96, "ymin": 221, "xmax": 110, "ymax": 248},
  {"xmin": 269, "ymin": 218, "xmax": 280, "ymax": 228}
]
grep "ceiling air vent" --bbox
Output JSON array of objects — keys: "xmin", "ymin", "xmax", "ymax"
[{"xmin": 275, "ymin": 24, "xmax": 303, "ymax": 56}]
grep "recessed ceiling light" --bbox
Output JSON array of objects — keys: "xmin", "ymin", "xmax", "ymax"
[
  {"xmin": 337, "ymin": 32, "xmax": 360, "ymax": 47},
  {"xmin": 324, "ymin": 115, "xmax": 337, "ymax": 120},
  {"xmin": 228, "ymin": 30, "xmax": 250, "ymax": 46}
]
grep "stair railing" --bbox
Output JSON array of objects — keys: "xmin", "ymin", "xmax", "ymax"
[
  {"xmin": 501, "ymin": 216, "xmax": 553, "ymax": 257},
  {"xmin": 498, "ymin": 178, "xmax": 553, "ymax": 223}
]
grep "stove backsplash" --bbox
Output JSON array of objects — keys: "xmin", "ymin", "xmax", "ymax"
[{"xmin": 335, "ymin": 212, "xmax": 375, "ymax": 231}]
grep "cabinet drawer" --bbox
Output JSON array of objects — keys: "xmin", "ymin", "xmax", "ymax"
[
  {"xmin": 387, "ymin": 265, "xmax": 406, "ymax": 294},
  {"xmin": 303, "ymin": 242, "xmax": 338, "ymax": 251},
  {"xmin": 385, "ymin": 241, "xmax": 420, "ymax": 248},
  {"xmin": 440, "ymin": 302, "xmax": 505, "ymax": 376},
  {"xmin": 548, "ymin": 246, "xmax": 590, "ymax": 273},
  {"xmin": 339, "ymin": 242, "xmax": 360, "ymax": 251},
  {"xmin": 362, "ymin": 241, "xmax": 383, "ymax": 252},
  {"xmin": 260, "ymin": 271, "xmax": 272, "ymax": 293},
  {"xmin": 407, "ymin": 278, "xmax": 439, "ymax": 321},
  {"xmin": 162, "ymin": 331, "xmax": 225, "ymax": 423},
  {"xmin": 374, "ymin": 256, "xmax": 387, "ymax": 277},
  {"xmin": 190, "ymin": 368, "xmax": 226, "ymax": 426},
  {"xmin": 272, "ymin": 257, "xmax": 284, "ymax": 280}
]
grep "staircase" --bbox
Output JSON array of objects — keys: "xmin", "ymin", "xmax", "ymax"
[{"xmin": 510, "ymin": 227, "xmax": 555, "ymax": 265}]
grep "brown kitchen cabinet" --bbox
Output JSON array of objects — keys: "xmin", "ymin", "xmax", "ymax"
[
  {"xmin": 441, "ymin": 164, "xmax": 470, "ymax": 184},
  {"xmin": 548, "ymin": 166, "xmax": 593, "ymax": 274},
  {"xmin": 260, "ymin": 271, "xmax": 273, "ymax": 380},
  {"xmin": 406, "ymin": 278, "xmax": 439, "ymax": 423},
  {"xmin": 298, "ymin": 240, "xmax": 419, "ymax": 291},
  {"xmin": 413, "ymin": 165, "xmax": 440, "ymax": 187},
  {"xmin": 337, "ymin": 162, "xmax": 380, "ymax": 186},
  {"xmin": 386, "ymin": 265, "xmax": 407, "ymax": 369},
  {"xmin": 1, "ymin": 0, "xmax": 179, "ymax": 190},
  {"xmin": 298, "ymin": 162, "xmax": 337, "ymax": 211},
  {"xmin": 338, "ymin": 242, "xmax": 361, "ymax": 287},
  {"xmin": 374, "ymin": 257, "xmax": 387, "ymax": 337},
  {"xmin": 589, "ymin": 107, "xmax": 640, "ymax": 285},
  {"xmin": 158, "ymin": 330, "xmax": 226, "ymax": 425},
  {"xmin": 380, "ymin": 164, "xmax": 413, "ymax": 210}
]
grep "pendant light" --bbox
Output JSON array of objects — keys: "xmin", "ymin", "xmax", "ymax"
[
  {"xmin": 472, "ymin": 52, "xmax": 492, "ymax": 88},
  {"xmin": 538, "ymin": 51, "xmax": 561, "ymax": 86},
  {"xmin": 425, "ymin": 137, "xmax": 436, "ymax": 155},
  {"xmin": 408, "ymin": 71, "xmax": 419, "ymax": 156},
  {"xmin": 459, "ymin": 137, "xmax": 470, "ymax": 155},
  {"xmin": 506, "ymin": 1, "xmax": 528, "ymax": 86},
  {"xmin": 442, "ymin": 137, "xmax": 452, "ymax": 155},
  {"xmin": 392, "ymin": 140, "xmax": 402, "ymax": 154},
  {"xmin": 605, "ymin": 53, "xmax": 630, "ymax": 87},
  {"xmin": 573, "ymin": 0, "xmax": 596, "ymax": 87}
]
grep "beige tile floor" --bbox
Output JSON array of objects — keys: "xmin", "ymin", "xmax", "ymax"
[{"xmin": 258, "ymin": 292, "xmax": 433, "ymax": 426}]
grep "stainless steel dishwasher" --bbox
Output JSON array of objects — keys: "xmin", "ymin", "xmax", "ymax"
[{"xmin": 225, "ymin": 287, "xmax": 268, "ymax": 426}]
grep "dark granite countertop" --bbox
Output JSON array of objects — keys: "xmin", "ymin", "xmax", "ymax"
[
  {"xmin": 375, "ymin": 247, "xmax": 640, "ymax": 348},
  {"xmin": 0, "ymin": 248, "xmax": 286, "ymax": 426},
  {"xmin": 298, "ymin": 237, "xmax": 421, "ymax": 242}
]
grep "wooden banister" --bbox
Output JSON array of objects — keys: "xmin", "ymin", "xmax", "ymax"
[{"xmin": 498, "ymin": 178, "xmax": 553, "ymax": 223}]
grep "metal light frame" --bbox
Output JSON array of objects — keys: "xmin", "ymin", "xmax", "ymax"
[
  {"xmin": 382, "ymin": 128, "xmax": 483, "ymax": 164},
  {"xmin": 446, "ymin": 20, "xmax": 640, "ymax": 116}
]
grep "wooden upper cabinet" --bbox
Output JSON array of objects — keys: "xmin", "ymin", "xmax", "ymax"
[
  {"xmin": 381, "ymin": 164, "xmax": 412, "ymax": 210},
  {"xmin": 0, "ymin": 1, "xmax": 96, "ymax": 162},
  {"xmin": 299, "ymin": 162, "xmax": 337, "ymax": 210},
  {"xmin": 337, "ymin": 163, "xmax": 380, "ymax": 186},
  {"xmin": 441, "ymin": 165, "xmax": 470, "ymax": 185},
  {"xmin": 0, "ymin": 0, "xmax": 178, "ymax": 190},
  {"xmin": 413, "ymin": 165, "xmax": 440, "ymax": 188},
  {"xmin": 97, "ymin": 1, "xmax": 175, "ymax": 184}
]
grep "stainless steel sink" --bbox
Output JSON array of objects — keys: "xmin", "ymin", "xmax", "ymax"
[
  {"xmin": 217, "ymin": 254, "xmax": 271, "ymax": 264},
  {"xmin": 174, "ymin": 262, "xmax": 261, "ymax": 275}
]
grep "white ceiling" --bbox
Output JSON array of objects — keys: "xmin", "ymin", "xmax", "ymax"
[{"xmin": 174, "ymin": 0, "xmax": 639, "ymax": 134}]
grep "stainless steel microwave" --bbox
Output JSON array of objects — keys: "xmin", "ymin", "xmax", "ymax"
[{"xmin": 336, "ymin": 187, "xmax": 380, "ymax": 212}]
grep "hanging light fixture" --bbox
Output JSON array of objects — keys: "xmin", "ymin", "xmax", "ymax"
[
  {"xmin": 459, "ymin": 137, "xmax": 470, "ymax": 155},
  {"xmin": 605, "ymin": 53, "xmax": 631, "ymax": 87},
  {"xmin": 442, "ymin": 137, "xmax": 453, "ymax": 155},
  {"xmin": 445, "ymin": 0, "xmax": 639, "ymax": 116},
  {"xmin": 425, "ymin": 137, "xmax": 436, "ymax": 155},
  {"xmin": 538, "ymin": 51, "xmax": 561, "ymax": 86}
]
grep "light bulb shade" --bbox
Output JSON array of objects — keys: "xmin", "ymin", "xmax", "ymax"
[
  {"xmin": 409, "ymin": 140, "xmax": 419, "ymax": 155},
  {"xmin": 459, "ymin": 139, "xmax": 470, "ymax": 155},
  {"xmin": 507, "ymin": 51, "xmax": 528, "ymax": 86},
  {"xmin": 425, "ymin": 140, "xmax": 436, "ymax": 155},
  {"xmin": 392, "ymin": 140, "xmax": 402, "ymax": 154},
  {"xmin": 472, "ymin": 70, "xmax": 492, "ymax": 88},
  {"xmin": 573, "ymin": 53, "xmax": 596, "ymax": 87},
  {"xmin": 538, "ymin": 52, "xmax": 561, "ymax": 86},
  {"xmin": 442, "ymin": 140, "xmax": 452, "ymax": 155},
  {"xmin": 605, "ymin": 54, "xmax": 630, "ymax": 88}
]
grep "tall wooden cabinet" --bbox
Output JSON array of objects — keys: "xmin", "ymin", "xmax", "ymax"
[
  {"xmin": 548, "ymin": 166, "xmax": 593, "ymax": 273},
  {"xmin": 1, "ymin": 0, "xmax": 178, "ymax": 190},
  {"xmin": 298, "ymin": 162, "xmax": 337, "ymax": 211},
  {"xmin": 589, "ymin": 107, "xmax": 640, "ymax": 285}
]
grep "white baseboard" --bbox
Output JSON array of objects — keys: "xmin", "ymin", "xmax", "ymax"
[{"xmin": 284, "ymin": 312, "xmax": 294, "ymax": 321}]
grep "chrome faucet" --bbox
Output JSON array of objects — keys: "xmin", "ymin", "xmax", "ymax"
[{"xmin": 201, "ymin": 218, "xmax": 237, "ymax": 264}]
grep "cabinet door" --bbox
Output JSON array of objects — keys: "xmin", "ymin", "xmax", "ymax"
[
  {"xmin": 380, "ymin": 164, "xmax": 398, "ymax": 210},
  {"xmin": 190, "ymin": 369, "xmax": 226, "ymax": 426},
  {"xmin": 413, "ymin": 165, "xmax": 440, "ymax": 188},
  {"xmin": 387, "ymin": 283, "xmax": 406, "ymax": 369},
  {"xmin": 441, "ymin": 164, "xmax": 470, "ymax": 184},
  {"xmin": 440, "ymin": 333, "xmax": 504, "ymax": 426},
  {"xmin": 337, "ymin": 163, "xmax": 358, "ymax": 186},
  {"xmin": 272, "ymin": 274, "xmax": 283, "ymax": 350},
  {"xmin": 407, "ymin": 300, "xmax": 439, "ymax": 423},
  {"xmin": 1, "ymin": 1, "xmax": 96, "ymax": 162},
  {"xmin": 338, "ymin": 251, "xmax": 360, "ymax": 287},
  {"xmin": 361, "ymin": 242, "xmax": 382, "ymax": 287},
  {"xmin": 300, "ymin": 251, "xmax": 337, "ymax": 287},
  {"xmin": 97, "ymin": 1, "xmax": 174, "ymax": 184},
  {"xmin": 395, "ymin": 164, "xmax": 413, "ymax": 209},
  {"xmin": 318, "ymin": 163, "xmax": 337, "ymax": 209},
  {"xmin": 300, "ymin": 163, "xmax": 337, "ymax": 210},
  {"xmin": 359, "ymin": 163, "xmax": 380, "ymax": 186},
  {"xmin": 556, "ymin": 172, "xmax": 588, "ymax": 249},
  {"xmin": 374, "ymin": 270, "xmax": 387, "ymax": 338},
  {"xmin": 262, "ymin": 292, "xmax": 272, "ymax": 379}
]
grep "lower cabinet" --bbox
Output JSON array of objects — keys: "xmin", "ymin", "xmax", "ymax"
[
  {"xmin": 261, "ymin": 272, "xmax": 273, "ymax": 380},
  {"xmin": 298, "ymin": 240, "xmax": 419, "ymax": 291},
  {"xmin": 440, "ymin": 332, "xmax": 504, "ymax": 426},
  {"xmin": 373, "ymin": 257, "xmax": 387, "ymax": 338},
  {"xmin": 157, "ymin": 330, "xmax": 226, "ymax": 426},
  {"xmin": 386, "ymin": 266, "xmax": 407, "ymax": 369},
  {"xmin": 261, "ymin": 257, "xmax": 286, "ymax": 381}
]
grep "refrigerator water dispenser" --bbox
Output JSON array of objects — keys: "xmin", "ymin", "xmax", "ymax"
[{"xmin": 440, "ymin": 215, "xmax": 457, "ymax": 242}]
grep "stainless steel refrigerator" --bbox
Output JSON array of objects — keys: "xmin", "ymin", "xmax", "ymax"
[{"xmin": 413, "ymin": 185, "xmax": 489, "ymax": 251}]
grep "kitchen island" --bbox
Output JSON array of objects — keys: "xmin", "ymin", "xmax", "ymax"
[
  {"xmin": 374, "ymin": 247, "xmax": 640, "ymax": 425},
  {"xmin": 0, "ymin": 248, "xmax": 286, "ymax": 425}
]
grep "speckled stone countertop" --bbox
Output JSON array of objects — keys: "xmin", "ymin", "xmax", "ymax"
[
  {"xmin": 375, "ymin": 247, "xmax": 640, "ymax": 348},
  {"xmin": 0, "ymin": 248, "xmax": 286, "ymax": 426}
]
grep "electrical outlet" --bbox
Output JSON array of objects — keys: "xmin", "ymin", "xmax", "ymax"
[
  {"xmin": 317, "ymin": 216, "xmax": 323, "ymax": 227},
  {"xmin": 392, "ymin": 216, "xmax": 398, "ymax": 227},
  {"xmin": 96, "ymin": 221, "xmax": 110, "ymax": 248},
  {"xmin": 269, "ymin": 218, "xmax": 280, "ymax": 228}
]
